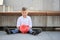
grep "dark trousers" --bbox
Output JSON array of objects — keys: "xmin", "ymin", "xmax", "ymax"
[{"xmin": 9, "ymin": 28, "xmax": 42, "ymax": 34}]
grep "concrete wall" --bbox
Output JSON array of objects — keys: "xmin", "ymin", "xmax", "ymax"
[
  {"xmin": 0, "ymin": 5, "xmax": 13, "ymax": 12},
  {"xmin": 3, "ymin": 0, "xmax": 60, "ymax": 11},
  {"xmin": 0, "ymin": 5, "xmax": 3, "ymax": 11},
  {"xmin": 43, "ymin": 0, "xmax": 60, "ymax": 11},
  {"xmin": 0, "ymin": 0, "xmax": 60, "ymax": 27},
  {"xmin": 3, "ymin": 0, "xmax": 43, "ymax": 11},
  {"xmin": 0, "ymin": 16, "xmax": 47, "ymax": 27},
  {"xmin": 47, "ymin": 16, "xmax": 60, "ymax": 27},
  {"xmin": 0, "ymin": 16, "xmax": 60, "ymax": 27}
]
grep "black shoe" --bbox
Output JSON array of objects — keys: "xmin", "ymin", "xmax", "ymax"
[
  {"xmin": 32, "ymin": 31, "xmax": 37, "ymax": 35},
  {"xmin": 4, "ymin": 27, "xmax": 11, "ymax": 34},
  {"xmin": 32, "ymin": 28, "xmax": 42, "ymax": 35},
  {"xmin": 36, "ymin": 28, "xmax": 42, "ymax": 34}
]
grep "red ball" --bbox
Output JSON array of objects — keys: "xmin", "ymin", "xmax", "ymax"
[{"xmin": 19, "ymin": 25, "xmax": 29, "ymax": 34}]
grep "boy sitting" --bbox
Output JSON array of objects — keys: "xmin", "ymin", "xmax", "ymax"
[{"xmin": 5, "ymin": 7, "xmax": 42, "ymax": 35}]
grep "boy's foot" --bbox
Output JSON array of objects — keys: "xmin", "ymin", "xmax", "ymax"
[
  {"xmin": 32, "ymin": 28, "xmax": 42, "ymax": 35},
  {"xmin": 4, "ymin": 27, "xmax": 11, "ymax": 34},
  {"xmin": 32, "ymin": 31, "xmax": 37, "ymax": 35},
  {"xmin": 36, "ymin": 28, "xmax": 42, "ymax": 34}
]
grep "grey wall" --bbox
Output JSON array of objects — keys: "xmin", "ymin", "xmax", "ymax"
[
  {"xmin": 47, "ymin": 16, "xmax": 60, "ymax": 27},
  {"xmin": 0, "ymin": 16, "xmax": 18, "ymax": 26},
  {"xmin": 59, "ymin": 0, "xmax": 60, "ymax": 10},
  {"xmin": 3, "ymin": 0, "xmax": 60, "ymax": 11},
  {"xmin": 43, "ymin": 0, "xmax": 60, "ymax": 11},
  {"xmin": 3, "ymin": 0, "xmax": 43, "ymax": 11},
  {"xmin": 0, "ymin": 6, "xmax": 3, "ymax": 11},
  {"xmin": 0, "ymin": 16, "xmax": 47, "ymax": 27},
  {"xmin": 0, "ymin": 0, "xmax": 60, "ymax": 27},
  {"xmin": 0, "ymin": 16, "xmax": 60, "ymax": 27}
]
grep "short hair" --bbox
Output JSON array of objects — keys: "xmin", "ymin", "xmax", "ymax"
[{"xmin": 22, "ymin": 7, "xmax": 27, "ymax": 11}]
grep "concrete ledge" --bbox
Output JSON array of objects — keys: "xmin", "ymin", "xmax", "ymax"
[{"xmin": 0, "ymin": 11, "xmax": 60, "ymax": 16}]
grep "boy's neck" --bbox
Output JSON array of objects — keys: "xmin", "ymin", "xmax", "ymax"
[{"xmin": 23, "ymin": 15, "xmax": 27, "ymax": 18}]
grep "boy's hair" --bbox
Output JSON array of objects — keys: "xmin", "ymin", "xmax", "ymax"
[{"xmin": 22, "ymin": 7, "xmax": 27, "ymax": 11}]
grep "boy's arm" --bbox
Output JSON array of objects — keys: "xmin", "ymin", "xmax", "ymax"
[
  {"xmin": 29, "ymin": 17, "xmax": 32, "ymax": 28},
  {"xmin": 17, "ymin": 18, "xmax": 21, "ymax": 30}
]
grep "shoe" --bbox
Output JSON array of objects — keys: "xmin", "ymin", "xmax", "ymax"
[
  {"xmin": 32, "ymin": 28, "xmax": 42, "ymax": 35},
  {"xmin": 32, "ymin": 31, "xmax": 37, "ymax": 35},
  {"xmin": 4, "ymin": 27, "xmax": 11, "ymax": 34},
  {"xmin": 36, "ymin": 28, "xmax": 42, "ymax": 34}
]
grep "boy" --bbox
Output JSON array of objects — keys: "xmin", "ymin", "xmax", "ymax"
[
  {"xmin": 5, "ymin": 7, "xmax": 41, "ymax": 35},
  {"xmin": 16, "ymin": 7, "xmax": 36, "ymax": 34}
]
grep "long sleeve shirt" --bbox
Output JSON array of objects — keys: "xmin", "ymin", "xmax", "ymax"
[{"xmin": 17, "ymin": 16, "xmax": 32, "ymax": 28}]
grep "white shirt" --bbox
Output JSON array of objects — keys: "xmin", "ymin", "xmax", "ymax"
[{"xmin": 17, "ymin": 16, "xmax": 32, "ymax": 28}]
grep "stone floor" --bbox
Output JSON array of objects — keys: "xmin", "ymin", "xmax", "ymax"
[{"xmin": 0, "ymin": 31, "xmax": 60, "ymax": 40}]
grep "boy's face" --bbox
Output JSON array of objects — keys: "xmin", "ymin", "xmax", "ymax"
[{"xmin": 21, "ymin": 10, "xmax": 28, "ymax": 16}]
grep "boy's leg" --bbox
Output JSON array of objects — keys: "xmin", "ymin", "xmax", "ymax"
[
  {"xmin": 28, "ymin": 28, "xmax": 37, "ymax": 35},
  {"xmin": 28, "ymin": 28, "xmax": 42, "ymax": 35},
  {"xmin": 4, "ymin": 27, "xmax": 21, "ymax": 34},
  {"xmin": 4, "ymin": 28, "xmax": 12, "ymax": 34},
  {"xmin": 10, "ymin": 29, "xmax": 21, "ymax": 34},
  {"xmin": 33, "ymin": 28, "xmax": 42, "ymax": 35}
]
